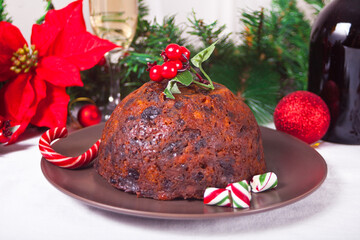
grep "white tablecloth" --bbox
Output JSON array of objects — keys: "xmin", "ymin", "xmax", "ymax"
[{"xmin": 1, "ymin": 126, "xmax": 360, "ymax": 240}]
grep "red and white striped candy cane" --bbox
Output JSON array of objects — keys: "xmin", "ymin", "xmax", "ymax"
[{"xmin": 39, "ymin": 127, "xmax": 101, "ymax": 169}]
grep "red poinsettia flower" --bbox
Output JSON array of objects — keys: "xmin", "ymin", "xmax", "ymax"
[{"xmin": 0, "ymin": 0, "xmax": 117, "ymax": 144}]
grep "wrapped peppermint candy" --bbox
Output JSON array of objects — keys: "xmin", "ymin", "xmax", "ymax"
[
  {"xmin": 250, "ymin": 172, "xmax": 278, "ymax": 193},
  {"xmin": 203, "ymin": 187, "xmax": 232, "ymax": 207},
  {"xmin": 226, "ymin": 180, "xmax": 251, "ymax": 209}
]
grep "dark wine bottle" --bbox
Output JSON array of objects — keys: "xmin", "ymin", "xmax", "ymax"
[{"xmin": 308, "ymin": 0, "xmax": 360, "ymax": 144}]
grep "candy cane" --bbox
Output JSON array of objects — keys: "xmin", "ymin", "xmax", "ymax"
[
  {"xmin": 203, "ymin": 187, "xmax": 232, "ymax": 207},
  {"xmin": 250, "ymin": 172, "xmax": 278, "ymax": 193},
  {"xmin": 39, "ymin": 127, "xmax": 101, "ymax": 169},
  {"xmin": 226, "ymin": 180, "xmax": 252, "ymax": 209}
]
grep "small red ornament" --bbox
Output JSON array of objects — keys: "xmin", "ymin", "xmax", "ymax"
[
  {"xmin": 77, "ymin": 104, "xmax": 102, "ymax": 127},
  {"xmin": 274, "ymin": 91, "xmax": 330, "ymax": 144}
]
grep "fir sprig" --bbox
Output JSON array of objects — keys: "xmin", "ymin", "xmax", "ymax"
[
  {"xmin": 36, "ymin": 0, "xmax": 54, "ymax": 25},
  {"xmin": 187, "ymin": 10, "xmax": 229, "ymax": 46},
  {"xmin": 0, "ymin": 0, "xmax": 11, "ymax": 22},
  {"xmin": 303, "ymin": 0, "xmax": 325, "ymax": 13}
]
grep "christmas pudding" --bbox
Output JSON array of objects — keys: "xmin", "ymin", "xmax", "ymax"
[{"xmin": 94, "ymin": 81, "xmax": 266, "ymax": 200}]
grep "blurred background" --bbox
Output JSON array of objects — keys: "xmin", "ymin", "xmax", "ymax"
[
  {"xmin": 2, "ymin": 0, "xmax": 325, "ymax": 125},
  {"xmin": 7, "ymin": 0, "xmax": 276, "ymax": 43}
]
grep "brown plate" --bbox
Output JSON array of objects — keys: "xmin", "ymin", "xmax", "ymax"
[{"xmin": 41, "ymin": 123, "xmax": 327, "ymax": 220}]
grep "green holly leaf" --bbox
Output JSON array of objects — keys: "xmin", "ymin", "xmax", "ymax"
[
  {"xmin": 163, "ymin": 71, "xmax": 194, "ymax": 99},
  {"xmin": 164, "ymin": 87, "xmax": 175, "ymax": 99},
  {"xmin": 191, "ymin": 40, "xmax": 218, "ymax": 68},
  {"xmin": 164, "ymin": 80, "xmax": 180, "ymax": 99},
  {"xmin": 173, "ymin": 71, "xmax": 193, "ymax": 86},
  {"xmin": 170, "ymin": 81, "xmax": 181, "ymax": 94}
]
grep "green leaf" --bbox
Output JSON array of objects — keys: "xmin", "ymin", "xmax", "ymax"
[
  {"xmin": 191, "ymin": 40, "xmax": 218, "ymax": 67},
  {"xmin": 163, "ymin": 72, "xmax": 194, "ymax": 99},
  {"xmin": 164, "ymin": 80, "xmax": 180, "ymax": 99},
  {"xmin": 173, "ymin": 71, "xmax": 193, "ymax": 86},
  {"xmin": 164, "ymin": 88, "xmax": 175, "ymax": 99},
  {"xmin": 170, "ymin": 82, "xmax": 181, "ymax": 94}
]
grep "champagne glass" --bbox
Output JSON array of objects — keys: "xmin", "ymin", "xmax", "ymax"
[{"xmin": 89, "ymin": 0, "xmax": 138, "ymax": 120}]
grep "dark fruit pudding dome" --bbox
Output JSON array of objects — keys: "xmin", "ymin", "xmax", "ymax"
[{"xmin": 95, "ymin": 43, "xmax": 266, "ymax": 200}]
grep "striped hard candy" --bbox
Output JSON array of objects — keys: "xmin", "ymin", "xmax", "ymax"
[
  {"xmin": 226, "ymin": 180, "xmax": 251, "ymax": 209},
  {"xmin": 250, "ymin": 172, "xmax": 278, "ymax": 193},
  {"xmin": 203, "ymin": 187, "xmax": 232, "ymax": 207}
]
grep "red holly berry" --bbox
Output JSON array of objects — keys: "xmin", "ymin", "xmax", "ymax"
[
  {"xmin": 149, "ymin": 65, "xmax": 163, "ymax": 82},
  {"xmin": 180, "ymin": 46, "xmax": 191, "ymax": 62},
  {"xmin": 165, "ymin": 43, "xmax": 182, "ymax": 60},
  {"xmin": 172, "ymin": 60, "xmax": 183, "ymax": 70},
  {"xmin": 161, "ymin": 62, "xmax": 177, "ymax": 79}
]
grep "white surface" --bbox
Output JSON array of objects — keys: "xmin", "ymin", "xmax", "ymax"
[{"xmin": 1, "ymin": 127, "xmax": 360, "ymax": 240}]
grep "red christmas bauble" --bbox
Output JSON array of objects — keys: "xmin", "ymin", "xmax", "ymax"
[
  {"xmin": 77, "ymin": 104, "xmax": 102, "ymax": 127},
  {"xmin": 274, "ymin": 91, "xmax": 330, "ymax": 144}
]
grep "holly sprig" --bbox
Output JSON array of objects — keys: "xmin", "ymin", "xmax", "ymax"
[{"xmin": 163, "ymin": 41, "xmax": 217, "ymax": 99}]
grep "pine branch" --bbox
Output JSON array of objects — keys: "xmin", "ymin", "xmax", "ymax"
[
  {"xmin": 0, "ymin": 0, "xmax": 12, "ymax": 22},
  {"xmin": 303, "ymin": 0, "xmax": 325, "ymax": 13},
  {"xmin": 132, "ymin": 0, "xmax": 150, "ymax": 46},
  {"xmin": 256, "ymin": 8, "xmax": 264, "ymax": 54},
  {"xmin": 187, "ymin": 10, "xmax": 229, "ymax": 47},
  {"xmin": 36, "ymin": 0, "xmax": 54, "ymax": 24}
]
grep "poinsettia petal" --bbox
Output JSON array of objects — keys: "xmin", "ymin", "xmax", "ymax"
[
  {"xmin": 0, "ymin": 21, "xmax": 27, "ymax": 53},
  {"xmin": 0, "ymin": 58, "xmax": 16, "ymax": 82},
  {"xmin": 31, "ymin": 0, "xmax": 117, "ymax": 70},
  {"xmin": 0, "ymin": 74, "xmax": 35, "ymax": 121},
  {"xmin": 36, "ymin": 56, "xmax": 83, "ymax": 87},
  {"xmin": 0, "ymin": 22, "xmax": 27, "ymax": 82},
  {"xmin": 0, "ymin": 74, "xmax": 47, "ymax": 144},
  {"xmin": 30, "ymin": 20, "xmax": 59, "ymax": 57},
  {"xmin": 61, "ymin": 32, "xmax": 117, "ymax": 70},
  {"xmin": 30, "ymin": 85, "xmax": 69, "ymax": 128},
  {"xmin": 31, "ymin": 0, "xmax": 86, "ymax": 57}
]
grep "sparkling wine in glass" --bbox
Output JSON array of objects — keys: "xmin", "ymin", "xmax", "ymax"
[{"xmin": 89, "ymin": 0, "xmax": 138, "ymax": 120}]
